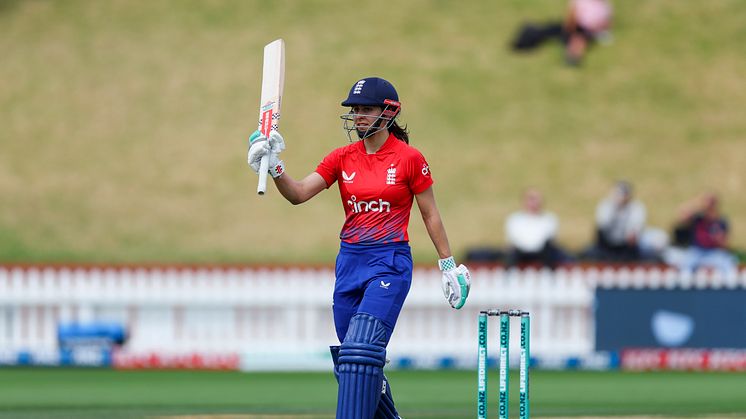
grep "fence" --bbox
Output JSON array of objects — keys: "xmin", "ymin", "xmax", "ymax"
[{"xmin": 1, "ymin": 265, "xmax": 744, "ymax": 370}]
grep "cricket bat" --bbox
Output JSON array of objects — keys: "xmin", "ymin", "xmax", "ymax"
[{"xmin": 256, "ymin": 39, "xmax": 285, "ymax": 195}]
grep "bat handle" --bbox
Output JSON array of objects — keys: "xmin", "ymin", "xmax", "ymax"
[{"xmin": 257, "ymin": 154, "xmax": 270, "ymax": 195}]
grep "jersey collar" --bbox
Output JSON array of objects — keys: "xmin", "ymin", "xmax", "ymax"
[{"xmin": 356, "ymin": 133, "xmax": 398, "ymax": 155}]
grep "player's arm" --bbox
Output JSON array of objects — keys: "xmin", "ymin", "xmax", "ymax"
[
  {"xmin": 415, "ymin": 186, "xmax": 452, "ymax": 259},
  {"xmin": 248, "ymin": 130, "xmax": 326, "ymax": 204},
  {"xmin": 415, "ymin": 186, "xmax": 471, "ymax": 310},
  {"xmin": 273, "ymin": 171, "xmax": 326, "ymax": 205}
]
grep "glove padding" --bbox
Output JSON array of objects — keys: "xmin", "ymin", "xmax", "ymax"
[
  {"xmin": 439, "ymin": 257, "xmax": 471, "ymax": 309},
  {"xmin": 248, "ymin": 130, "xmax": 286, "ymax": 178}
]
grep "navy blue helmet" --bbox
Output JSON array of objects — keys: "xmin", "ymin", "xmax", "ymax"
[
  {"xmin": 340, "ymin": 77, "xmax": 402, "ymax": 141},
  {"xmin": 341, "ymin": 77, "xmax": 400, "ymax": 108}
]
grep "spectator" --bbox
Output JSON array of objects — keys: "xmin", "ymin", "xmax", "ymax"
[
  {"xmin": 666, "ymin": 193, "xmax": 738, "ymax": 276},
  {"xmin": 587, "ymin": 181, "xmax": 647, "ymax": 262},
  {"xmin": 509, "ymin": 0, "xmax": 613, "ymax": 66},
  {"xmin": 563, "ymin": 0, "xmax": 613, "ymax": 66},
  {"xmin": 505, "ymin": 188, "xmax": 568, "ymax": 269}
]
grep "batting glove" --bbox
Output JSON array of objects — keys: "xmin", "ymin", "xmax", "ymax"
[
  {"xmin": 438, "ymin": 256, "xmax": 471, "ymax": 309},
  {"xmin": 248, "ymin": 130, "xmax": 286, "ymax": 178}
]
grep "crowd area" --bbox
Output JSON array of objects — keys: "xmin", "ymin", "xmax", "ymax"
[
  {"xmin": 476, "ymin": 0, "xmax": 742, "ymax": 275},
  {"xmin": 465, "ymin": 181, "xmax": 741, "ymax": 276}
]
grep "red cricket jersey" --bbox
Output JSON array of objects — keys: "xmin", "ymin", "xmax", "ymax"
[{"xmin": 315, "ymin": 134, "xmax": 433, "ymax": 245}]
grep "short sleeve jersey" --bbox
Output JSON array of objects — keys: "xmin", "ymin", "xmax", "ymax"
[{"xmin": 315, "ymin": 134, "xmax": 433, "ymax": 245}]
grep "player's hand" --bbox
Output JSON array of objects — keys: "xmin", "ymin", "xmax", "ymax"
[
  {"xmin": 248, "ymin": 130, "xmax": 286, "ymax": 178},
  {"xmin": 438, "ymin": 257, "xmax": 471, "ymax": 309}
]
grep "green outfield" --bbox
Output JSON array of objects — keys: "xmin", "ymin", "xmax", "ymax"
[{"xmin": 1, "ymin": 368, "xmax": 745, "ymax": 418}]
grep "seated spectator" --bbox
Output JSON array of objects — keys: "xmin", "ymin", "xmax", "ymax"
[
  {"xmin": 563, "ymin": 0, "xmax": 613, "ymax": 66},
  {"xmin": 586, "ymin": 181, "xmax": 647, "ymax": 262},
  {"xmin": 665, "ymin": 193, "xmax": 738, "ymax": 276},
  {"xmin": 505, "ymin": 188, "xmax": 568, "ymax": 269}
]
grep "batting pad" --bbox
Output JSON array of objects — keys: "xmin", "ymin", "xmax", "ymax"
[
  {"xmin": 332, "ymin": 345, "xmax": 400, "ymax": 419},
  {"xmin": 336, "ymin": 313, "xmax": 388, "ymax": 419}
]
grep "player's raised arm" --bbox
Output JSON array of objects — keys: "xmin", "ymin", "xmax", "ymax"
[{"xmin": 247, "ymin": 130, "xmax": 326, "ymax": 204}]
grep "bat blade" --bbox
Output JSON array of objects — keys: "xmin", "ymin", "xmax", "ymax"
[{"xmin": 257, "ymin": 39, "xmax": 285, "ymax": 195}]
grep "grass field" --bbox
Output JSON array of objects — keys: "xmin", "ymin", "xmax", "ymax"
[
  {"xmin": 1, "ymin": 1, "xmax": 746, "ymax": 264},
  {"xmin": 1, "ymin": 368, "xmax": 746, "ymax": 418}
]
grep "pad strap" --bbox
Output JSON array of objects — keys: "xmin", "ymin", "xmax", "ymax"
[{"xmin": 374, "ymin": 375, "xmax": 400, "ymax": 419}]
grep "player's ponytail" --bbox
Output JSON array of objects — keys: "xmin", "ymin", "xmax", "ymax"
[{"xmin": 389, "ymin": 121, "xmax": 409, "ymax": 144}]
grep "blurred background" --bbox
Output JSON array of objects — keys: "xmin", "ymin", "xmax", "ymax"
[
  {"xmin": 2, "ymin": 0, "xmax": 744, "ymax": 265},
  {"xmin": 1, "ymin": 1, "xmax": 746, "ymax": 418}
]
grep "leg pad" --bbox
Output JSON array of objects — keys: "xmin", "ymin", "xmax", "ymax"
[
  {"xmin": 334, "ymin": 344, "xmax": 400, "ymax": 419},
  {"xmin": 336, "ymin": 313, "xmax": 389, "ymax": 419}
]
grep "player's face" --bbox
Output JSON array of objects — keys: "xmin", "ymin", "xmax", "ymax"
[
  {"xmin": 340, "ymin": 105, "xmax": 388, "ymax": 142},
  {"xmin": 351, "ymin": 105, "xmax": 383, "ymax": 131}
]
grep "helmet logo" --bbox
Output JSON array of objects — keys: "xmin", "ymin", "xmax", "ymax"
[{"xmin": 353, "ymin": 80, "xmax": 366, "ymax": 95}]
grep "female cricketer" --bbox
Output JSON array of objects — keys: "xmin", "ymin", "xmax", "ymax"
[{"xmin": 248, "ymin": 77, "xmax": 471, "ymax": 419}]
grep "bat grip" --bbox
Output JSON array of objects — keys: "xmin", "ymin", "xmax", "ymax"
[{"xmin": 257, "ymin": 154, "xmax": 270, "ymax": 195}]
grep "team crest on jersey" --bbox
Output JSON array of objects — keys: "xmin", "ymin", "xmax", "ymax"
[
  {"xmin": 386, "ymin": 165, "xmax": 397, "ymax": 185},
  {"xmin": 342, "ymin": 170, "xmax": 356, "ymax": 183}
]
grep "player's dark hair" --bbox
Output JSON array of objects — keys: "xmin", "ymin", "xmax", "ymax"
[{"xmin": 390, "ymin": 121, "xmax": 409, "ymax": 144}]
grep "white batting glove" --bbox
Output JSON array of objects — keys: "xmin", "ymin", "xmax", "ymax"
[
  {"xmin": 248, "ymin": 130, "xmax": 286, "ymax": 178},
  {"xmin": 438, "ymin": 256, "xmax": 471, "ymax": 309}
]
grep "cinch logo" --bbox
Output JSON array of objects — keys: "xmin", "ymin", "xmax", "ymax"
[
  {"xmin": 353, "ymin": 80, "xmax": 366, "ymax": 94},
  {"xmin": 421, "ymin": 163, "xmax": 430, "ymax": 176},
  {"xmin": 342, "ymin": 170, "xmax": 356, "ymax": 183},
  {"xmin": 347, "ymin": 195, "xmax": 391, "ymax": 214},
  {"xmin": 379, "ymin": 281, "xmax": 390, "ymax": 289}
]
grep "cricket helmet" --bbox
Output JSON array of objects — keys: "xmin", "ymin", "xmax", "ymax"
[
  {"xmin": 341, "ymin": 77, "xmax": 400, "ymax": 109},
  {"xmin": 340, "ymin": 77, "xmax": 402, "ymax": 141}
]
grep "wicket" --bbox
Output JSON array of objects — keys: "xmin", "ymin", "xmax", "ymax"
[{"xmin": 477, "ymin": 309, "xmax": 530, "ymax": 419}]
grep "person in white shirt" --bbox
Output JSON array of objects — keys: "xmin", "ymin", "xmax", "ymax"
[
  {"xmin": 593, "ymin": 181, "xmax": 646, "ymax": 261},
  {"xmin": 505, "ymin": 188, "xmax": 567, "ymax": 268}
]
